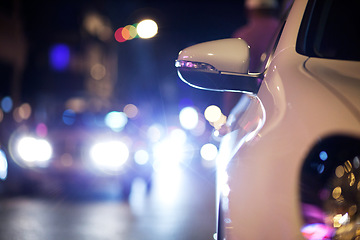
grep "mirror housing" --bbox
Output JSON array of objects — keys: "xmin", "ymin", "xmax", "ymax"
[{"xmin": 176, "ymin": 38, "xmax": 262, "ymax": 94}]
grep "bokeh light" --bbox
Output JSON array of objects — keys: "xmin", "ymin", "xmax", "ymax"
[
  {"xmin": 13, "ymin": 103, "xmax": 32, "ymax": 122},
  {"xmin": 121, "ymin": 27, "xmax": 130, "ymax": 40},
  {"xmin": 169, "ymin": 128, "xmax": 187, "ymax": 145},
  {"xmin": 18, "ymin": 103, "xmax": 32, "ymax": 120},
  {"xmin": 105, "ymin": 111, "xmax": 128, "ymax": 132},
  {"xmin": 1, "ymin": 96, "xmax": 13, "ymax": 113},
  {"xmin": 83, "ymin": 12, "xmax": 112, "ymax": 41},
  {"xmin": 134, "ymin": 149, "xmax": 149, "ymax": 165},
  {"xmin": 204, "ymin": 105, "xmax": 222, "ymax": 122},
  {"xmin": 62, "ymin": 109, "xmax": 76, "ymax": 125},
  {"xmin": 36, "ymin": 123, "xmax": 48, "ymax": 137},
  {"xmin": 204, "ymin": 105, "xmax": 227, "ymax": 130},
  {"xmin": 212, "ymin": 114, "xmax": 227, "ymax": 130},
  {"xmin": 115, "ymin": 19, "xmax": 157, "ymax": 42},
  {"xmin": 90, "ymin": 140, "xmax": 129, "ymax": 173},
  {"xmin": 152, "ymin": 127, "xmax": 192, "ymax": 175},
  {"xmin": 114, "ymin": 27, "xmax": 126, "ymax": 42},
  {"xmin": 137, "ymin": 19, "xmax": 158, "ymax": 39},
  {"xmin": 90, "ymin": 63, "xmax": 106, "ymax": 80},
  {"xmin": 17, "ymin": 137, "xmax": 53, "ymax": 163},
  {"xmin": 200, "ymin": 143, "xmax": 218, "ymax": 161},
  {"xmin": 147, "ymin": 124, "xmax": 165, "ymax": 143},
  {"xmin": 124, "ymin": 25, "xmax": 137, "ymax": 40},
  {"xmin": 65, "ymin": 98, "xmax": 87, "ymax": 113},
  {"xmin": 153, "ymin": 139, "xmax": 182, "ymax": 173},
  {"xmin": 179, "ymin": 106, "xmax": 198, "ymax": 130},
  {"xmin": 50, "ymin": 44, "xmax": 70, "ymax": 71},
  {"xmin": 123, "ymin": 104, "xmax": 139, "ymax": 118},
  {"xmin": 60, "ymin": 153, "xmax": 73, "ymax": 167},
  {"xmin": 115, "ymin": 24, "xmax": 138, "ymax": 43}
]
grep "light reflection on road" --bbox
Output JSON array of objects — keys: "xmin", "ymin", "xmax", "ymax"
[{"xmin": 0, "ymin": 168, "xmax": 215, "ymax": 240}]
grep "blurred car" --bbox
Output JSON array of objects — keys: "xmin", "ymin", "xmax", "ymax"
[
  {"xmin": 2, "ymin": 109, "xmax": 153, "ymax": 199},
  {"xmin": 176, "ymin": 0, "xmax": 360, "ymax": 239}
]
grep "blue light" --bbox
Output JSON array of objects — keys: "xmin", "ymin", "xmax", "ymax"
[
  {"xmin": 62, "ymin": 109, "xmax": 76, "ymax": 125},
  {"xmin": 319, "ymin": 151, "xmax": 328, "ymax": 161},
  {"xmin": 50, "ymin": 44, "xmax": 70, "ymax": 71},
  {"xmin": 1, "ymin": 96, "xmax": 13, "ymax": 113},
  {"xmin": 317, "ymin": 164, "xmax": 325, "ymax": 174}
]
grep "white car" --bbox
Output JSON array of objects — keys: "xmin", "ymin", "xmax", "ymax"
[{"xmin": 176, "ymin": 0, "xmax": 360, "ymax": 239}]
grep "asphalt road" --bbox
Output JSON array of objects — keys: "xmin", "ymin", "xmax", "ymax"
[{"xmin": 0, "ymin": 167, "xmax": 216, "ymax": 240}]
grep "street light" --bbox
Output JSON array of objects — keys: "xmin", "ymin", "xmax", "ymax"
[
  {"xmin": 137, "ymin": 19, "xmax": 158, "ymax": 39},
  {"xmin": 114, "ymin": 19, "xmax": 158, "ymax": 43}
]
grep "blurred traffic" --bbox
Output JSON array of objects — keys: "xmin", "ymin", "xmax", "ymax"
[
  {"xmin": 0, "ymin": 1, "xmax": 248, "ymax": 239},
  {"xmin": 0, "ymin": 92, "xmax": 224, "ymax": 198},
  {"xmin": 0, "ymin": 0, "xmax": 244, "ymax": 200}
]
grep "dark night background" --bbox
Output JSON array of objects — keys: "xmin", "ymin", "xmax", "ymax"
[
  {"xmin": 0, "ymin": 1, "xmax": 246, "ymax": 239},
  {"xmin": 1, "ymin": 0, "xmax": 246, "ymax": 122}
]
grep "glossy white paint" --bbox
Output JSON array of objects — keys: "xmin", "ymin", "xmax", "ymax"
[
  {"xmin": 219, "ymin": 0, "xmax": 360, "ymax": 239},
  {"xmin": 304, "ymin": 59, "xmax": 360, "ymax": 115},
  {"xmin": 177, "ymin": 38, "xmax": 250, "ymax": 74},
  {"xmin": 176, "ymin": 0, "xmax": 360, "ymax": 239}
]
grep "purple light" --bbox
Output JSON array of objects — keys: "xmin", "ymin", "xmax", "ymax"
[
  {"xmin": 186, "ymin": 62, "xmax": 194, "ymax": 68},
  {"xmin": 301, "ymin": 204, "xmax": 335, "ymax": 240},
  {"xmin": 36, "ymin": 123, "xmax": 48, "ymax": 137},
  {"xmin": 301, "ymin": 223, "xmax": 335, "ymax": 240},
  {"xmin": 50, "ymin": 44, "xmax": 70, "ymax": 71}
]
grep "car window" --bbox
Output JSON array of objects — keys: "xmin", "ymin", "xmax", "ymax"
[{"xmin": 297, "ymin": 0, "xmax": 360, "ymax": 61}]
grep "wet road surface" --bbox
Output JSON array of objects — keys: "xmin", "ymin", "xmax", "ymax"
[{"xmin": 0, "ymin": 167, "xmax": 216, "ymax": 240}]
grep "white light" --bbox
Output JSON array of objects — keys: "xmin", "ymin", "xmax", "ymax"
[
  {"xmin": 179, "ymin": 107, "xmax": 198, "ymax": 130},
  {"xmin": 137, "ymin": 19, "xmax": 158, "ymax": 39},
  {"xmin": 153, "ymin": 140, "xmax": 183, "ymax": 172},
  {"xmin": 134, "ymin": 149, "xmax": 149, "ymax": 165},
  {"xmin": 17, "ymin": 137, "xmax": 37, "ymax": 162},
  {"xmin": 17, "ymin": 136, "xmax": 53, "ymax": 163},
  {"xmin": 37, "ymin": 139, "xmax": 53, "ymax": 161},
  {"xmin": 105, "ymin": 111, "xmax": 128, "ymax": 131},
  {"xmin": 204, "ymin": 105, "xmax": 222, "ymax": 122},
  {"xmin": 339, "ymin": 213, "xmax": 350, "ymax": 225},
  {"xmin": 0, "ymin": 150, "xmax": 8, "ymax": 180},
  {"xmin": 90, "ymin": 141, "xmax": 129, "ymax": 172},
  {"xmin": 152, "ymin": 128, "xmax": 193, "ymax": 174},
  {"xmin": 200, "ymin": 143, "xmax": 218, "ymax": 161},
  {"xmin": 169, "ymin": 128, "xmax": 187, "ymax": 145}
]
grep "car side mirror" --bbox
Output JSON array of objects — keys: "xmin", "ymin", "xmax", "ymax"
[{"xmin": 175, "ymin": 38, "xmax": 262, "ymax": 94}]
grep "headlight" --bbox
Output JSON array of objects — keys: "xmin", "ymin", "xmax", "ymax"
[
  {"xmin": 152, "ymin": 128, "xmax": 195, "ymax": 173},
  {"xmin": 89, "ymin": 140, "xmax": 129, "ymax": 174},
  {"xmin": 16, "ymin": 136, "xmax": 53, "ymax": 167},
  {"xmin": 300, "ymin": 135, "xmax": 360, "ymax": 240}
]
